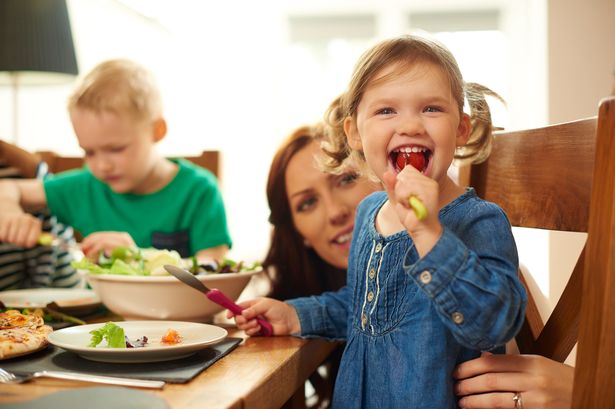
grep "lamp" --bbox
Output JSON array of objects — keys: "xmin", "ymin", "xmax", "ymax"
[{"xmin": 0, "ymin": 0, "xmax": 78, "ymax": 143}]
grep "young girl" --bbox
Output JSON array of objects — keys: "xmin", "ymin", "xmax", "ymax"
[{"xmin": 232, "ymin": 35, "xmax": 527, "ymax": 408}]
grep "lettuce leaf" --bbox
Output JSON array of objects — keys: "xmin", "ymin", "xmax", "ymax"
[
  {"xmin": 71, "ymin": 258, "xmax": 109, "ymax": 275},
  {"xmin": 88, "ymin": 322, "xmax": 126, "ymax": 348},
  {"xmin": 109, "ymin": 259, "xmax": 146, "ymax": 275}
]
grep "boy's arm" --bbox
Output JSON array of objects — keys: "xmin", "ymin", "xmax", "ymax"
[{"xmin": 0, "ymin": 179, "xmax": 48, "ymax": 247}]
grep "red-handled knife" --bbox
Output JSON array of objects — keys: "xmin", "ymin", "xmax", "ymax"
[{"xmin": 164, "ymin": 265, "xmax": 273, "ymax": 336}]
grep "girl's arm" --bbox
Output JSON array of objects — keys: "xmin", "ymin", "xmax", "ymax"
[
  {"xmin": 230, "ymin": 297, "xmax": 301, "ymax": 336},
  {"xmin": 405, "ymin": 203, "xmax": 526, "ymax": 350},
  {"xmin": 286, "ymin": 285, "xmax": 352, "ymax": 340}
]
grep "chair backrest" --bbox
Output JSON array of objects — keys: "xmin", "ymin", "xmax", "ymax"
[
  {"xmin": 470, "ymin": 96, "xmax": 615, "ymax": 407},
  {"xmin": 469, "ymin": 114, "xmax": 596, "ymax": 362},
  {"xmin": 37, "ymin": 150, "xmax": 220, "ymax": 179}
]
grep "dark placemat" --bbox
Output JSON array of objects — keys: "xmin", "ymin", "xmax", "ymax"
[
  {"xmin": 1, "ymin": 337, "xmax": 242, "ymax": 383},
  {"xmin": 0, "ymin": 386, "xmax": 170, "ymax": 409}
]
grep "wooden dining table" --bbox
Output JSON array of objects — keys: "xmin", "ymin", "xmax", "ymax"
[{"xmin": 0, "ymin": 324, "xmax": 339, "ymax": 409}]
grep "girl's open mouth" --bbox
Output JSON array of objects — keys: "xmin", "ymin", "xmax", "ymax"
[{"xmin": 389, "ymin": 146, "xmax": 432, "ymax": 174}]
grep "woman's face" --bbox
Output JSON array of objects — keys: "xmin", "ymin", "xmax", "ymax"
[{"xmin": 285, "ymin": 141, "xmax": 379, "ymax": 269}]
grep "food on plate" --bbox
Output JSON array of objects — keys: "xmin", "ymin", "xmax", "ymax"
[
  {"xmin": 0, "ymin": 301, "xmax": 87, "ymax": 328},
  {"xmin": 89, "ymin": 322, "xmax": 127, "ymax": 348},
  {"xmin": 88, "ymin": 322, "xmax": 183, "ymax": 348},
  {"xmin": 126, "ymin": 335, "xmax": 149, "ymax": 348},
  {"xmin": 88, "ymin": 321, "xmax": 149, "ymax": 349},
  {"xmin": 161, "ymin": 328, "xmax": 182, "ymax": 345},
  {"xmin": 0, "ymin": 309, "xmax": 53, "ymax": 359},
  {"xmin": 73, "ymin": 246, "xmax": 261, "ymax": 277}
]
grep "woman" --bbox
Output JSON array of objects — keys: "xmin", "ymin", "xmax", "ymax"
[
  {"xmin": 263, "ymin": 124, "xmax": 379, "ymax": 408},
  {"xmin": 264, "ymin": 123, "xmax": 379, "ymax": 299}
]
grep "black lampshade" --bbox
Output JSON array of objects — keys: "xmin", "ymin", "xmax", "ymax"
[{"xmin": 0, "ymin": 0, "xmax": 78, "ymax": 84}]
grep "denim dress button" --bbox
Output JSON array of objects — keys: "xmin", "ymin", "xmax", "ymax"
[
  {"xmin": 361, "ymin": 313, "xmax": 368, "ymax": 327},
  {"xmin": 367, "ymin": 291, "xmax": 374, "ymax": 302},
  {"xmin": 451, "ymin": 312, "xmax": 464, "ymax": 325},
  {"xmin": 369, "ymin": 269, "xmax": 376, "ymax": 279},
  {"xmin": 419, "ymin": 271, "xmax": 432, "ymax": 284},
  {"xmin": 375, "ymin": 243, "xmax": 382, "ymax": 253}
]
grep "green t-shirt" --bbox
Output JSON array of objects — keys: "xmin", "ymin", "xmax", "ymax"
[{"xmin": 44, "ymin": 159, "xmax": 232, "ymax": 257}]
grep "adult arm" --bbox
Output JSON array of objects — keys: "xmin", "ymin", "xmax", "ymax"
[
  {"xmin": 454, "ymin": 353, "xmax": 573, "ymax": 409},
  {"xmin": 0, "ymin": 179, "xmax": 48, "ymax": 247},
  {"xmin": 0, "ymin": 140, "xmax": 41, "ymax": 178}
]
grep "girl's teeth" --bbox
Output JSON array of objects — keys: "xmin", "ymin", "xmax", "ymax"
[{"xmin": 398, "ymin": 146, "xmax": 427, "ymax": 153}]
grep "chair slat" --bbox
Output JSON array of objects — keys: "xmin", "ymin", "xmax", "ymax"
[
  {"xmin": 471, "ymin": 118, "xmax": 596, "ymax": 232},
  {"xmin": 572, "ymin": 97, "xmax": 615, "ymax": 408}
]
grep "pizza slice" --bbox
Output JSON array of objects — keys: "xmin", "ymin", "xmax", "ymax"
[{"xmin": 0, "ymin": 310, "xmax": 52, "ymax": 360}]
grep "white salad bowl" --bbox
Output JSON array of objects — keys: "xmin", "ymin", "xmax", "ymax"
[{"xmin": 86, "ymin": 269, "xmax": 262, "ymax": 322}]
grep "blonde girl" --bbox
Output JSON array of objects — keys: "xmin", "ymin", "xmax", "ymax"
[{"xmin": 232, "ymin": 35, "xmax": 526, "ymax": 409}]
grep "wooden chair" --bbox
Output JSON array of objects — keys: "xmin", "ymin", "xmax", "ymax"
[
  {"xmin": 469, "ymin": 97, "xmax": 615, "ymax": 406},
  {"xmin": 37, "ymin": 150, "xmax": 220, "ymax": 178}
]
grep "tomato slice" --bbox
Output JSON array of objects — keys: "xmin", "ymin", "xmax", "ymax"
[{"xmin": 396, "ymin": 151, "xmax": 426, "ymax": 172}]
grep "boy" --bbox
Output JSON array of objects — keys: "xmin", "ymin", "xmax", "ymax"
[{"xmin": 0, "ymin": 59, "xmax": 231, "ymax": 262}]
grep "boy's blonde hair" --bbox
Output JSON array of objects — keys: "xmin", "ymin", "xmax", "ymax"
[
  {"xmin": 67, "ymin": 59, "xmax": 162, "ymax": 123},
  {"xmin": 322, "ymin": 34, "xmax": 502, "ymax": 177}
]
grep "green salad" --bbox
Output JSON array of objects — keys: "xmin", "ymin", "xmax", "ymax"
[{"xmin": 72, "ymin": 246, "xmax": 261, "ymax": 276}]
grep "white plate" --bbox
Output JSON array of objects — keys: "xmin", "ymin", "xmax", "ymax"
[
  {"xmin": 48, "ymin": 321, "xmax": 228, "ymax": 363},
  {"xmin": 0, "ymin": 288, "xmax": 101, "ymax": 309}
]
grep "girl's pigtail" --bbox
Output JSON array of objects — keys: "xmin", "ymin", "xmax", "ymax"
[
  {"xmin": 456, "ymin": 82, "xmax": 505, "ymax": 165},
  {"xmin": 320, "ymin": 95, "xmax": 375, "ymax": 179},
  {"xmin": 318, "ymin": 96, "xmax": 353, "ymax": 173}
]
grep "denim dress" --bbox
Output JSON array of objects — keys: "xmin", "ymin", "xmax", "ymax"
[{"xmin": 288, "ymin": 189, "xmax": 527, "ymax": 409}]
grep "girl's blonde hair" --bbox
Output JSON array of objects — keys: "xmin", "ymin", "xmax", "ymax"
[
  {"xmin": 322, "ymin": 34, "xmax": 502, "ymax": 177},
  {"xmin": 67, "ymin": 59, "xmax": 163, "ymax": 123}
]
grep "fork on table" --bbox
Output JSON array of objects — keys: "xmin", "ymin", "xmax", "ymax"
[{"xmin": 0, "ymin": 368, "xmax": 165, "ymax": 389}]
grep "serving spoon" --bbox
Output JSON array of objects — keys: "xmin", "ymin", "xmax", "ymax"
[{"xmin": 164, "ymin": 265, "xmax": 273, "ymax": 336}]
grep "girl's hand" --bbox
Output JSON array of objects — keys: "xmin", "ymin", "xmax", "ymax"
[
  {"xmin": 226, "ymin": 297, "xmax": 301, "ymax": 337},
  {"xmin": 0, "ymin": 212, "xmax": 42, "ymax": 248},
  {"xmin": 383, "ymin": 168, "xmax": 442, "ymax": 256},
  {"xmin": 81, "ymin": 231, "xmax": 137, "ymax": 260},
  {"xmin": 454, "ymin": 352, "xmax": 574, "ymax": 409}
]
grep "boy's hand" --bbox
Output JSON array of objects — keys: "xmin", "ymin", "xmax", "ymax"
[
  {"xmin": 81, "ymin": 231, "xmax": 137, "ymax": 260},
  {"xmin": 383, "ymin": 168, "xmax": 442, "ymax": 256},
  {"xmin": 226, "ymin": 297, "xmax": 301, "ymax": 337},
  {"xmin": 0, "ymin": 212, "xmax": 43, "ymax": 247}
]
